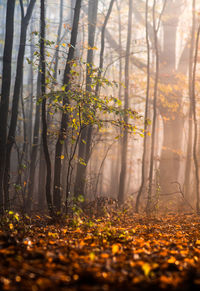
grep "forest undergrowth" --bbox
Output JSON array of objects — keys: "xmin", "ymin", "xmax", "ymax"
[{"xmin": 1, "ymin": 210, "xmax": 200, "ymax": 291}]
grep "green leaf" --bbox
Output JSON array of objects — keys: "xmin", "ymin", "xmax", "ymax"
[{"xmin": 77, "ymin": 195, "xmax": 84, "ymax": 203}]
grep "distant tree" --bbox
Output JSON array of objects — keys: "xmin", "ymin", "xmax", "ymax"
[
  {"xmin": 191, "ymin": 21, "xmax": 200, "ymax": 213},
  {"xmin": 159, "ymin": 0, "xmax": 187, "ymax": 196},
  {"xmin": 184, "ymin": 0, "xmax": 196, "ymax": 200},
  {"xmin": 53, "ymin": 0, "xmax": 63, "ymax": 82},
  {"xmin": 26, "ymin": 69, "xmax": 41, "ymax": 212},
  {"xmin": 118, "ymin": 0, "xmax": 132, "ymax": 205},
  {"xmin": 136, "ymin": 0, "xmax": 151, "ymax": 213},
  {"xmin": 146, "ymin": 0, "xmax": 160, "ymax": 214}
]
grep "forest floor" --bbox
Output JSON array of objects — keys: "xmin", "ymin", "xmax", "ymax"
[{"xmin": 1, "ymin": 212, "xmax": 200, "ymax": 290}]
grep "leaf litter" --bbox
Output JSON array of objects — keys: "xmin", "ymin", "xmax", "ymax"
[{"xmin": 1, "ymin": 213, "xmax": 200, "ymax": 290}]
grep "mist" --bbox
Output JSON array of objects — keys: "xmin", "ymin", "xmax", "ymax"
[{"xmin": 0, "ymin": 0, "xmax": 199, "ymax": 215}]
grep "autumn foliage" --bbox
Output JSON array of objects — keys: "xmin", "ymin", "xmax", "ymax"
[{"xmin": 1, "ymin": 212, "xmax": 200, "ymax": 290}]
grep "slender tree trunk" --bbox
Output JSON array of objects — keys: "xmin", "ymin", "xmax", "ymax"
[
  {"xmin": 26, "ymin": 69, "xmax": 41, "ymax": 212},
  {"xmin": 136, "ymin": 0, "xmax": 150, "ymax": 213},
  {"xmin": 53, "ymin": 0, "xmax": 82, "ymax": 212},
  {"xmin": 192, "ymin": 24, "xmax": 200, "ymax": 213},
  {"xmin": 0, "ymin": 0, "xmax": 15, "ymax": 213},
  {"xmin": 116, "ymin": 0, "xmax": 122, "ymax": 102},
  {"xmin": 27, "ymin": 18, "xmax": 35, "ymax": 158},
  {"xmin": 53, "ymin": 0, "xmax": 63, "ymax": 82},
  {"xmin": 3, "ymin": 0, "xmax": 36, "ymax": 210},
  {"xmin": 38, "ymin": 143, "xmax": 46, "ymax": 211},
  {"xmin": 118, "ymin": 0, "xmax": 132, "ymax": 205},
  {"xmin": 74, "ymin": 0, "xmax": 99, "ymax": 199},
  {"xmin": 184, "ymin": 0, "xmax": 196, "ymax": 200},
  {"xmin": 146, "ymin": 0, "xmax": 164, "ymax": 214},
  {"xmin": 14, "ymin": 74, "xmax": 26, "ymax": 210},
  {"xmin": 115, "ymin": 0, "xmax": 123, "ymax": 198},
  {"xmin": 40, "ymin": 0, "xmax": 53, "ymax": 215}
]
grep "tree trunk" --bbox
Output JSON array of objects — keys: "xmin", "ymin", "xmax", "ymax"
[
  {"xmin": 38, "ymin": 143, "xmax": 46, "ymax": 211},
  {"xmin": 136, "ymin": 0, "xmax": 151, "ymax": 213},
  {"xmin": 74, "ymin": 0, "xmax": 98, "ymax": 199},
  {"xmin": 53, "ymin": 0, "xmax": 82, "ymax": 212},
  {"xmin": 40, "ymin": 0, "xmax": 53, "ymax": 216},
  {"xmin": 0, "ymin": 0, "xmax": 15, "ymax": 212},
  {"xmin": 146, "ymin": 0, "xmax": 165, "ymax": 214},
  {"xmin": 118, "ymin": 0, "xmax": 132, "ymax": 205},
  {"xmin": 3, "ymin": 0, "xmax": 36, "ymax": 210},
  {"xmin": 158, "ymin": 0, "xmax": 185, "ymax": 196},
  {"xmin": 27, "ymin": 17, "xmax": 35, "ymax": 159},
  {"xmin": 26, "ymin": 69, "xmax": 41, "ymax": 212},
  {"xmin": 184, "ymin": 0, "xmax": 196, "ymax": 200},
  {"xmin": 53, "ymin": 0, "xmax": 63, "ymax": 83},
  {"xmin": 159, "ymin": 117, "xmax": 183, "ymax": 194},
  {"xmin": 192, "ymin": 23, "xmax": 200, "ymax": 213}
]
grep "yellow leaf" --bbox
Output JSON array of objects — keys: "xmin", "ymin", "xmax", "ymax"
[
  {"xmin": 9, "ymin": 223, "xmax": 14, "ymax": 230},
  {"xmin": 142, "ymin": 263, "xmax": 151, "ymax": 276},
  {"xmin": 89, "ymin": 252, "xmax": 95, "ymax": 261},
  {"xmin": 62, "ymin": 43, "xmax": 66, "ymax": 47},
  {"xmin": 60, "ymin": 155, "xmax": 64, "ymax": 160},
  {"xmin": 112, "ymin": 244, "xmax": 119, "ymax": 255},
  {"xmin": 196, "ymin": 239, "xmax": 200, "ymax": 245}
]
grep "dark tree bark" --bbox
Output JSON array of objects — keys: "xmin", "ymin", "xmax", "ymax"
[
  {"xmin": 53, "ymin": 0, "xmax": 82, "ymax": 212},
  {"xmin": 118, "ymin": 0, "xmax": 132, "ymax": 205},
  {"xmin": 40, "ymin": 0, "xmax": 53, "ymax": 215},
  {"xmin": 0, "ymin": 0, "xmax": 15, "ymax": 212},
  {"xmin": 74, "ymin": 0, "xmax": 99, "ymax": 199},
  {"xmin": 14, "ymin": 70, "xmax": 26, "ymax": 209},
  {"xmin": 3, "ymin": 0, "xmax": 36, "ymax": 210},
  {"xmin": 38, "ymin": 144, "xmax": 46, "ymax": 211}
]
